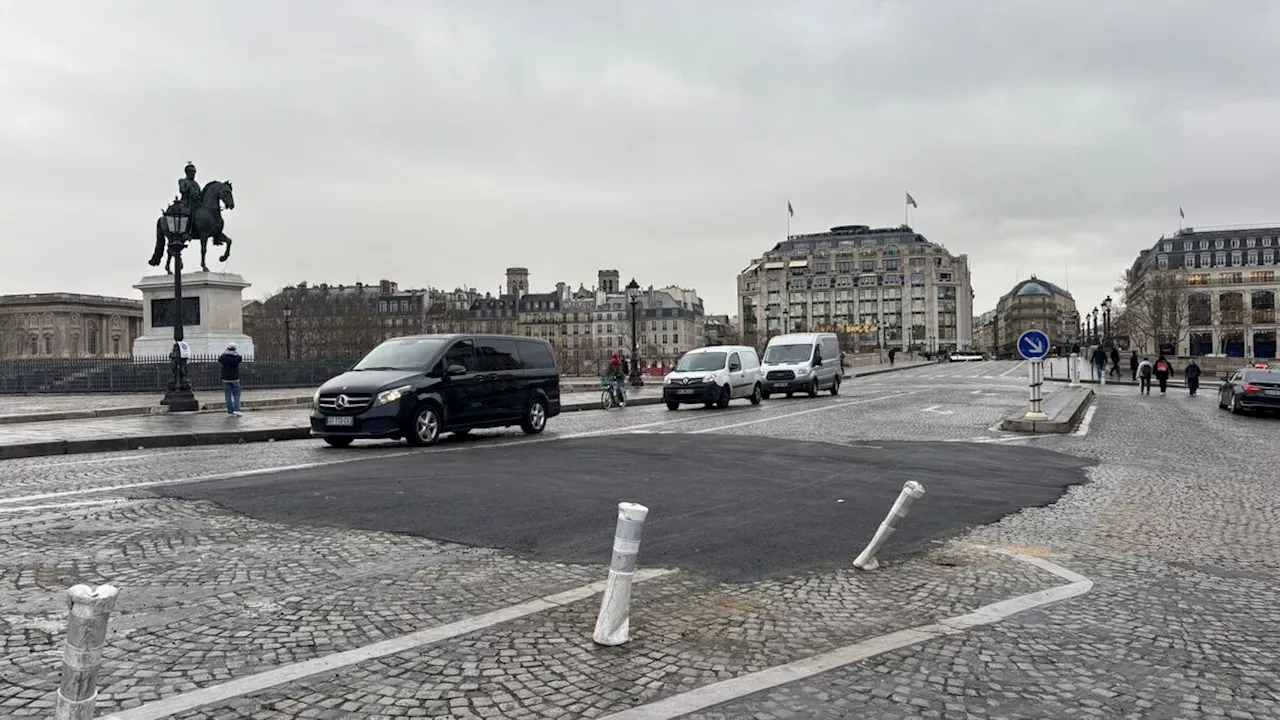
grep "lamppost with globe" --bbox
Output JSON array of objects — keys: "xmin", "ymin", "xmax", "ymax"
[
  {"xmin": 283, "ymin": 306, "xmax": 293, "ymax": 359},
  {"xmin": 1102, "ymin": 295, "xmax": 1113, "ymax": 342},
  {"xmin": 158, "ymin": 208, "xmax": 199, "ymax": 411},
  {"xmin": 626, "ymin": 278, "xmax": 644, "ymax": 387}
]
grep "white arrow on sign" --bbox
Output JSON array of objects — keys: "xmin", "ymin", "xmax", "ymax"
[
  {"xmin": 1022, "ymin": 336, "xmax": 1045, "ymax": 355},
  {"xmin": 922, "ymin": 405, "xmax": 954, "ymax": 415}
]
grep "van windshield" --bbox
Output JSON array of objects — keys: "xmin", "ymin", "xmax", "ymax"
[
  {"xmin": 675, "ymin": 352, "xmax": 727, "ymax": 373},
  {"xmin": 353, "ymin": 338, "xmax": 447, "ymax": 371},
  {"xmin": 763, "ymin": 344, "xmax": 812, "ymax": 364}
]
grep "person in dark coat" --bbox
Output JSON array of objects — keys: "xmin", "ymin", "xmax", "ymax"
[
  {"xmin": 1130, "ymin": 351, "xmax": 1139, "ymax": 381},
  {"xmin": 1153, "ymin": 355, "xmax": 1174, "ymax": 394},
  {"xmin": 218, "ymin": 343, "xmax": 243, "ymax": 416},
  {"xmin": 1184, "ymin": 359, "xmax": 1202, "ymax": 396},
  {"xmin": 1091, "ymin": 345, "xmax": 1108, "ymax": 381},
  {"xmin": 1109, "ymin": 346, "xmax": 1121, "ymax": 378}
]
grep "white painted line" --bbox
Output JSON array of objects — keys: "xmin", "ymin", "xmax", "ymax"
[
  {"xmin": 105, "ymin": 569, "xmax": 677, "ymax": 720},
  {"xmin": 595, "ymin": 552, "xmax": 1091, "ymax": 720},
  {"xmin": 1071, "ymin": 403, "xmax": 1097, "ymax": 437},
  {"xmin": 688, "ymin": 393, "xmax": 915, "ymax": 434},
  {"xmin": 999, "ymin": 361, "xmax": 1027, "ymax": 378},
  {"xmin": 0, "ymin": 498, "xmax": 131, "ymax": 514},
  {"xmin": 27, "ymin": 446, "xmax": 232, "ymax": 469},
  {"xmin": 921, "ymin": 405, "xmax": 954, "ymax": 415}
]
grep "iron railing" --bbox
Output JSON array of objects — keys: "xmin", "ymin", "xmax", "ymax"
[{"xmin": 0, "ymin": 355, "xmax": 361, "ymax": 394}]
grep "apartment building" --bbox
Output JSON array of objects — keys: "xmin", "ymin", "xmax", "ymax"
[{"xmin": 737, "ymin": 223, "xmax": 974, "ymax": 352}]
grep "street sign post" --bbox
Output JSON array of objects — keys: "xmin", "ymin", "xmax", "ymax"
[{"xmin": 1017, "ymin": 330, "xmax": 1051, "ymax": 420}]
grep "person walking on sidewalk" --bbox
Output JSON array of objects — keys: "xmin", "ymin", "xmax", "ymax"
[
  {"xmin": 219, "ymin": 343, "xmax": 243, "ymax": 416},
  {"xmin": 1185, "ymin": 358, "xmax": 1202, "ymax": 396},
  {"xmin": 1130, "ymin": 351, "xmax": 1139, "ymax": 381},
  {"xmin": 1154, "ymin": 355, "xmax": 1174, "ymax": 395},
  {"xmin": 1137, "ymin": 357, "xmax": 1153, "ymax": 395},
  {"xmin": 1109, "ymin": 346, "xmax": 1121, "ymax": 378},
  {"xmin": 1091, "ymin": 345, "xmax": 1107, "ymax": 381},
  {"xmin": 888, "ymin": 347, "xmax": 897, "ymax": 366}
]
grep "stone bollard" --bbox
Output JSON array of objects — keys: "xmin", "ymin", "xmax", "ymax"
[
  {"xmin": 593, "ymin": 502, "xmax": 649, "ymax": 646},
  {"xmin": 1068, "ymin": 353, "xmax": 1081, "ymax": 388},
  {"xmin": 854, "ymin": 482, "xmax": 926, "ymax": 571},
  {"xmin": 56, "ymin": 584, "xmax": 119, "ymax": 720}
]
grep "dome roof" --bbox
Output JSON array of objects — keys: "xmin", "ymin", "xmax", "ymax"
[
  {"xmin": 1009, "ymin": 276, "xmax": 1071, "ymax": 299},
  {"xmin": 1015, "ymin": 281, "xmax": 1053, "ymax": 296}
]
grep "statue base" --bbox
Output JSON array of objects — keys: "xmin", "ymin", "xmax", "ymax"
[
  {"xmin": 133, "ymin": 272, "xmax": 255, "ymax": 360},
  {"xmin": 162, "ymin": 389, "xmax": 200, "ymax": 412}
]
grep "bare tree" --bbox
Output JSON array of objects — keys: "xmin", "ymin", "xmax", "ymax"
[
  {"xmin": 1121, "ymin": 269, "xmax": 1189, "ymax": 355},
  {"xmin": 247, "ymin": 284, "xmax": 382, "ymax": 359}
]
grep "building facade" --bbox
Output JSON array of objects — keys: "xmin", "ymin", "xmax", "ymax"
[
  {"xmin": 1126, "ymin": 225, "xmax": 1280, "ymax": 358},
  {"xmin": 737, "ymin": 224, "xmax": 974, "ymax": 352},
  {"xmin": 0, "ymin": 293, "xmax": 143, "ymax": 360},
  {"xmin": 990, "ymin": 277, "xmax": 1080, "ymax": 356}
]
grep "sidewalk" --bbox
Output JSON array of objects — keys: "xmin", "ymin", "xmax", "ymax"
[
  {"xmin": 1042, "ymin": 357, "xmax": 1188, "ymax": 388},
  {"xmin": 0, "ymin": 362, "xmax": 926, "ymax": 460}
]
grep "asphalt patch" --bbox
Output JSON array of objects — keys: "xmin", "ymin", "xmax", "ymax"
[{"xmin": 157, "ymin": 435, "xmax": 1092, "ymax": 581}]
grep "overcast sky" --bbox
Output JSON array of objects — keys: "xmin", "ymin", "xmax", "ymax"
[{"xmin": 3, "ymin": 0, "xmax": 1279, "ymax": 323}]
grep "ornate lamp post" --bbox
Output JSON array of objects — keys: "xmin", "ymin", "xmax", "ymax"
[
  {"xmin": 1102, "ymin": 295, "xmax": 1112, "ymax": 341},
  {"xmin": 159, "ymin": 209, "xmax": 199, "ymax": 411},
  {"xmin": 283, "ymin": 306, "xmax": 293, "ymax": 359},
  {"xmin": 1091, "ymin": 307, "xmax": 1099, "ymax": 344},
  {"xmin": 782, "ymin": 308, "xmax": 791, "ymax": 334},
  {"xmin": 626, "ymin": 278, "xmax": 643, "ymax": 387}
]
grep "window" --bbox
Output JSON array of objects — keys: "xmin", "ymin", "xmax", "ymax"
[
  {"xmin": 1232, "ymin": 251, "xmax": 1242, "ymax": 265},
  {"xmin": 112, "ymin": 336, "xmax": 121, "ymax": 355},
  {"xmin": 1199, "ymin": 240, "xmax": 1209, "ymax": 250},
  {"xmin": 515, "ymin": 339, "xmax": 556, "ymax": 369},
  {"xmin": 1251, "ymin": 271, "xmax": 1275, "ymax": 283},
  {"xmin": 1184, "ymin": 253, "xmax": 1195, "ymax": 267},
  {"xmin": 1221, "ymin": 273, "xmax": 1243, "ymax": 284},
  {"xmin": 1248, "ymin": 251, "xmax": 1258, "ymax": 265},
  {"xmin": 1215, "ymin": 239, "xmax": 1224, "ymax": 250},
  {"xmin": 87, "ymin": 331, "xmax": 98, "ymax": 355},
  {"xmin": 1231, "ymin": 238, "xmax": 1241, "ymax": 249},
  {"xmin": 859, "ymin": 260, "xmax": 876, "ymax": 272},
  {"xmin": 1162, "ymin": 242, "xmax": 1173, "ymax": 252},
  {"xmin": 1201, "ymin": 252, "xmax": 1211, "ymax": 267},
  {"xmin": 476, "ymin": 338, "xmax": 520, "ymax": 371},
  {"xmin": 442, "ymin": 339, "xmax": 477, "ymax": 372},
  {"xmin": 1215, "ymin": 252, "xmax": 1227, "ymax": 266},
  {"xmin": 1247, "ymin": 238, "xmax": 1257, "ymax": 248},
  {"xmin": 1158, "ymin": 255, "xmax": 1169, "ymax": 269},
  {"xmin": 835, "ymin": 261, "xmax": 853, "ymax": 273},
  {"xmin": 1265, "ymin": 250, "xmax": 1276, "ymax": 264}
]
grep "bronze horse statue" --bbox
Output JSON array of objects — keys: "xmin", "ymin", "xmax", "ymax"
[{"xmin": 149, "ymin": 180, "xmax": 236, "ymax": 273}]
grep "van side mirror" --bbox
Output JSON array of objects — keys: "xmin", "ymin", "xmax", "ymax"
[
  {"xmin": 447, "ymin": 364, "xmax": 468, "ymax": 377},
  {"xmin": 812, "ymin": 356, "xmax": 822, "ymax": 366},
  {"xmin": 729, "ymin": 362, "xmax": 742, "ymax": 372}
]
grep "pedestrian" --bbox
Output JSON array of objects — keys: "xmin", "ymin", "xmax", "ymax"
[
  {"xmin": 606, "ymin": 352, "xmax": 626, "ymax": 405},
  {"xmin": 1137, "ymin": 357, "xmax": 1153, "ymax": 395},
  {"xmin": 1185, "ymin": 358, "xmax": 1202, "ymax": 396},
  {"xmin": 1129, "ymin": 351, "xmax": 1139, "ymax": 381},
  {"xmin": 219, "ymin": 343, "xmax": 243, "ymax": 416},
  {"xmin": 1109, "ymin": 346, "xmax": 1121, "ymax": 378},
  {"xmin": 888, "ymin": 347, "xmax": 897, "ymax": 365},
  {"xmin": 1154, "ymin": 355, "xmax": 1174, "ymax": 394},
  {"xmin": 1091, "ymin": 345, "xmax": 1107, "ymax": 381}
]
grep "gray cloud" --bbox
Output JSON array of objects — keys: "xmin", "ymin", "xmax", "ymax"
[{"xmin": 2, "ymin": 0, "xmax": 1278, "ymax": 326}]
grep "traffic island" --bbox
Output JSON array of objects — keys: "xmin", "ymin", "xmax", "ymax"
[{"xmin": 1000, "ymin": 387, "xmax": 1094, "ymax": 434}]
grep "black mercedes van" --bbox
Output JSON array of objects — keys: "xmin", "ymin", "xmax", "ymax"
[{"xmin": 310, "ymin": 334, "xmax": 561, "ymax": 448}]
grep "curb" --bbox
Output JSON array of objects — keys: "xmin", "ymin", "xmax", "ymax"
[
  {"xmin": 849, "ymin": 362, "xmax": 934, "ymax": 378},
  {"xmin": 1, "ymin": 396, "xmax": 315, "ymax": 426},
  {"xmin": 1000, "ymin": 388, "xmax": 1094, "ymax": 434}
]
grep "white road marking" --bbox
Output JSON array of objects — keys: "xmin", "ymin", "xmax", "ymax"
[
  {"xmin": 1071, "ymin": 403, "xmax": 1098, "ymax": 437},
  {"xmin": 1000, "ymin": 361, "xmax": 1028, "ymax": 378},
  {"xmin": 104, "ymin": 569, "xmax": 677, "ymax": 720},
  {"xmin": 594, "ymin": 550, "xmax": 1092, "ymax": 720},
  {"xmin": 921, "ymin": 405, "xmax": 954, "ymax": 415},
  {"xmin": 689, "ymin": 392, "xmax": 916, "ymax": 434}
]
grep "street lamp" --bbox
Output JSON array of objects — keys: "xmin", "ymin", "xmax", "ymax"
[
  {"xmin": 782, "ymin": 308, "xmax": 790, "ymax": 334},
  {"xmin": 626, "ymin": 278, "xmax": 643, "ymax": 387},
  {"xmin": 283, "ymin": 306, "xmax": 293, "ymax": 359},
  {"xmin": 159, "ymin": 208, "xmax": 198, "ymax": 411},
  {"xmin": 1091, "ymin": 307, "xmax": 1099, "ymax": 344},
  {"xmin": 1102, "ymin": 295, "xmax": 1112, "ymax": 341}
]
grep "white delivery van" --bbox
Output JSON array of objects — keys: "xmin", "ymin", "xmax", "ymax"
[
  {"xmin": 662, "ymin": 345, "xmax": 763, "ymax": 410},
  {"xmin": 760, "ymin": 333, "xmax": 842, "ymax": 399}
]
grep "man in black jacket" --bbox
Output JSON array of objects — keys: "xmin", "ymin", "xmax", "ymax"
[{"xmin": 219, "ymin": 344, "xmax": 243, "ymax": 416}]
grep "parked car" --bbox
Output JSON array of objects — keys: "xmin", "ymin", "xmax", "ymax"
[
  {"xmin": 662, "ymin": 345, "xmax": 762, "ymax": 410},
  {"xmin": 1217, "ymin": 368, "xmax": 1280, "ymax": 415},
  {"xmin": 760, "ymin": 333, "xmax": 842, "ymax": 399},
  {"xmin": 310, "ymin": 334, "xmax": 560, "ymax": 447}
]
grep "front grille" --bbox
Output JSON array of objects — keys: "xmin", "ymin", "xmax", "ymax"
[
  {"xmin": 318, "ymin": 393, "xmax": 373, "ymax": 414},
  {"xmin": 766, "ymin": 370, "xmax": 795, "ymax": 381}
]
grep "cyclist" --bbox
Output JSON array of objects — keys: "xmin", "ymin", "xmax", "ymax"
[{"xmin": 606, "ymin": 352, "xmax": 627, "ymax": 406}]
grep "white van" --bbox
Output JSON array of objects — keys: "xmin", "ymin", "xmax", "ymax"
[
  {"xmin": 662, "ymin": 345, "xmax": 763, "ymax": 410},
  {"xmin": 760, "ymin": 333, "xmax": 842, "ymax": 399}
]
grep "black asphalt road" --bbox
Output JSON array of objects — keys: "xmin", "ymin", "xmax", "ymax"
[{"xmin": 158, "ymin": 435, "xmax": 1092, "ymax": 581}]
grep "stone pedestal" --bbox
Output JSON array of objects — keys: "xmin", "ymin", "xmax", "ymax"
[{"xmin": 132, "ymin": 272, "xmax": 255, "ymax": 359}]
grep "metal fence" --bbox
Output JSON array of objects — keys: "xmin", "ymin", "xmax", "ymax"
[{"xmin": 0, "ymin": 355, "xmax": 361, "ymax": 394}]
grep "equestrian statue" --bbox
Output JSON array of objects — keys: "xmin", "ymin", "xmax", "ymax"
[{"xmin": 149, "ymin": 162, "xmax": 236, "ymax": 273}]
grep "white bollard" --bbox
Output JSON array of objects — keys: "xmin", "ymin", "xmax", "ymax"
[
  {"xmin": 593, "ymin": 502, "xmax": 649, "ymax": 646},
  {"xmin": 1023, "ymin": 358, "xmax": 1048, "ymax": 420},
  {"xmin": 854, "ymin": 481, "xmax": 926, "ymax": 571},
  {"xmin": 56, "ymin": 584, "xmax": 119, "ymax": 720},
  {"xmin": 1068, "ymin": 353, "xmax": 1081, "ymax": 388}
]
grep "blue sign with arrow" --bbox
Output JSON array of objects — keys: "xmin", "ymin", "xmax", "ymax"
[{"xmin": 1017, "ymin": 329, "xmax": 1051, "ymax": 360}]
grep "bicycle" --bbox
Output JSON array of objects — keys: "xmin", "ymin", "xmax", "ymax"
[{"xmin": 600, "ymin": 376, "xmax": 627, "ymax": 409}]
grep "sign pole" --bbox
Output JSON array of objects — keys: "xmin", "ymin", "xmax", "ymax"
[{"xmin": 1024, "ymin": 358, "xmax": 1047, "ymax": 420}]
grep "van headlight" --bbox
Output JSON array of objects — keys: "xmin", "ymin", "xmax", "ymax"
[
  {"xmin": 664, "ymin": 375, "xmax": 675, "ymax": 384},
  {"xmin": 701, "ymin": 374, "xmax": 717, "ymax": 383},
  {"xmin": 795, "ymin": 366, "xmax": 810, "ymax": 376},
  {"xmin": 374, "ymin": 385, "xmax": 412, "ymax": 406}
]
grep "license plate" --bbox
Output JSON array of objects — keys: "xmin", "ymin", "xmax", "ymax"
[
  {"xmin": 325, "ymin": 416, "xmax": 354, "ymax": 426},
  {"xmin": 677, "ymin": 389, "xmax": 694, "ymax": 395},
  {"xmin": 773, "ymin": 383, "xmax": 789, "ymax": 389},
  {"xmin": 1265, "ymin": 390, "xmax": 1280, "ymax": 397}
]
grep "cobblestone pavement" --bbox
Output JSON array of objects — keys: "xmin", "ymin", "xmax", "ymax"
[{"xmin": 2, "ymin": 361, "xmax": 1277, "ymax": 718}]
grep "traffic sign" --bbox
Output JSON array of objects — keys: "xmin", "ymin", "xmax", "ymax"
[{"xmin": 1016, "ymin": 330, "xmax": 1051, "ymax": 360}]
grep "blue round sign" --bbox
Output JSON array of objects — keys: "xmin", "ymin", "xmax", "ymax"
[{"xmin": 1016, "ymin": 330, "xmax": 1051, "ymax": 360}]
